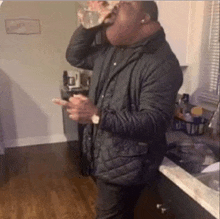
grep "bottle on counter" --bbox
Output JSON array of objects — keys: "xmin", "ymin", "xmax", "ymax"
[
  {"xmin": 207, "ymin": 102, "xmax": 220, "ymax": 136},
  {"xmin": 179, "ymin": 94, "xmax": 190, "ymax": 112},
  {"xmin": 179, "ymin": 93, "xmax": 192, "ymax": 121}
]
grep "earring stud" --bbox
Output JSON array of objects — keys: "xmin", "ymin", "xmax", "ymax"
[{"xmin": 141, "ymin": 19, "xmax": 145, "ymax": 24}]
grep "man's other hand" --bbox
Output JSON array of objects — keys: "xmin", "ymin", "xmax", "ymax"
[{"xmin": 52, "ymin": 94, "xmax": 99, "ymax": 124}]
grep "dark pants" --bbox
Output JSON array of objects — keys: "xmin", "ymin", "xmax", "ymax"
[{"xmin": 95, "ymin": 179, "xmax": 151, "ymax": 219}]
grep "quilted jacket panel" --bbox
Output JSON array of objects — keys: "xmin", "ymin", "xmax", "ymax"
[{"xmin": 66, "ymin": 25, "xmax": 183, "ymax": 185}]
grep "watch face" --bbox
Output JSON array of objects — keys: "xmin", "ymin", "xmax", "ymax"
[{"xmin": 92, "ymin": 115, "xmax": 100, "ymax": 124}]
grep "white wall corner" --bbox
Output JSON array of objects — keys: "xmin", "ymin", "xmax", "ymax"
[
  {"xmin": 181, "ymin": 1, "xmax": 206, "ymax": 104},
  {"xmin": 185, "ymin": 1, "xmax": 192, "ymax": 66}
]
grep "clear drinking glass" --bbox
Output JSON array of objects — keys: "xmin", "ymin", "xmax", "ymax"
[{"xmin": 77, "ymin": 1, "xmax": 119, "ymax": 29}]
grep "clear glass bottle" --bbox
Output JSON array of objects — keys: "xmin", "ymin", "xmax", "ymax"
[{"xmin": 77, "ymin": 1, "xmax": 119, "ymax": 29}]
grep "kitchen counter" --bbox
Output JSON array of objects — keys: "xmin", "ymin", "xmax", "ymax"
[
  {"xmin": 166, "ymin": 129, "xmax": 219, "ymax": 149},
  {"xmin": 159, "ymin": 131, "xmax": 219, "ymax": 219}
]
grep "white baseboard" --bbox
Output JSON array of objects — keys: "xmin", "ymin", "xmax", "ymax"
[{"xmin": 3, "ymin": 134, "xmax": 78, "ymax": 148}]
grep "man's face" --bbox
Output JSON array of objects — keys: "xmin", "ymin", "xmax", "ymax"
[{"xmin": 105, "ymin": 1, "xmax": 144, "ymax": 46}]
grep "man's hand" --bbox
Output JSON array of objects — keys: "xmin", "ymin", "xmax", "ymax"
[{"xmin": 52, "ymin": 94, "xmax": 99, "ymax": 124}]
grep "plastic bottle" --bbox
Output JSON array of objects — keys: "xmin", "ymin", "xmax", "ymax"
[{"xmin": 77, "ymin": 1, "xmax": 119, "ymax": 29}]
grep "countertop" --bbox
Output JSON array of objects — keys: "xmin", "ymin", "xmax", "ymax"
[{"xmin": 159, "ymin": 131, "xmax": 219, "ymax": 219}]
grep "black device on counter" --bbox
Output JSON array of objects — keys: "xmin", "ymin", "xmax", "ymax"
[
  {"xmin": 61, "ymin": 70, "xmax": 90, "ymax": 101},
  {"xmin": 63, "ymin": 70, "xmax": 68, "ymax": 87}
]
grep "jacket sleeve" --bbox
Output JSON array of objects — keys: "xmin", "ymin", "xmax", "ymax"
[
  {"xmin": 66, "ymin": 25, "xmax": 103, "ymax": 70},
  {"xmin": 99, "ymin": 59, "xmax": 183, "ymax": 142}
]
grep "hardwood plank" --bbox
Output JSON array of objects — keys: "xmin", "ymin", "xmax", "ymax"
[
  {"xmin": 0, "ymin": 142, "xmax": 97, "ymax": 219},
  {"xmin": 0, "ymin": 142, "xmax": 156, "ymax": 219}
]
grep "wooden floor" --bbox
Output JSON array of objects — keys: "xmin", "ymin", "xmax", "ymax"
[
  {"xmin": 0, "ymin": 142, "xmax": 98, "ymax": 219},
  {"xmin": 0, "ymin": 142, "xmax": 162, "ymax": 219}
]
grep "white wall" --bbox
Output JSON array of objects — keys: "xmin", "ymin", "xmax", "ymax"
[
  {"xmin": 156, "ymin": 1, "xmax": 207, "ymax": 108},
  {"xmin": 157, "ymin": 1, "xmax": 190, "ymax": 66},
  {"xmin": 178, "ymin": 1, "xmax": 206, "ymax": 105},
  {"xmin": 0, "ymin": 1, "xmax": 211, "ymax": 150},
  {"xmin": 0, "ymin": 1, "xmax": 79, "ymax": 149}
]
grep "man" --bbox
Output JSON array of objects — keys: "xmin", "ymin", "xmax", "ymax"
[{"xmin": 53, "ymin": 1, "xmax": 183, "ymax": 218}]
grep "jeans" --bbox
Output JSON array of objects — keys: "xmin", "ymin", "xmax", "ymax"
[{"xmin": 95, "ymin": 179, "xmax": 150, "ymax": 219}]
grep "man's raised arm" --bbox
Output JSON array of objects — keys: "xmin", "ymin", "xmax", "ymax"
[{"xmin": 66, "ymin": 25, "xmax": 103, "ymax": 70}]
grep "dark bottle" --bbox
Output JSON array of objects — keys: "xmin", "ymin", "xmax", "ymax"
[
  {"xmin": 63, "ymin": 70, "xmax": 68, "ymax": 86},
  {"xmin": 181, "ymin": 93, "xmax": 189, "ymax": 104},
  {"xmin": 179, "ymin": 93, "xmax": 193, "ymax": 122},
  {"xmin": 179, "ymin": 94, "xmax": 189, "ymax": 113}
]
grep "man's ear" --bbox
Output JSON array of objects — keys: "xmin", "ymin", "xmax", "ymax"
[{"xmin": 141, "ymin": 13, "xmax": 151, "ymax": 24}]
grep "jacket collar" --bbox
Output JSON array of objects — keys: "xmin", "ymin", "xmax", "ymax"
[
  {"xmin": 115, "ymin": 27, "xmax": 166, "ymax": 54},
  {"xmin": 89, "ymin": 28, "xmax": 166, "ymax": 103}
]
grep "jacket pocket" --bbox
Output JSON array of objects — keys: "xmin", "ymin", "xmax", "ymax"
[{"xmin": 111, "ymin": 136, "xmax": 149, "ymax": 157}]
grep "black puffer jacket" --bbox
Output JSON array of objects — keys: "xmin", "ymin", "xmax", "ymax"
[{"xmin": 66, "ymin": 25, "xmax": 183, "ymax": 185}]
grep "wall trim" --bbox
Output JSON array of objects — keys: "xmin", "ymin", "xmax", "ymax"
[{"xmin": 2, "ymin": 134, "xmax": 78, "ymax": 148}]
